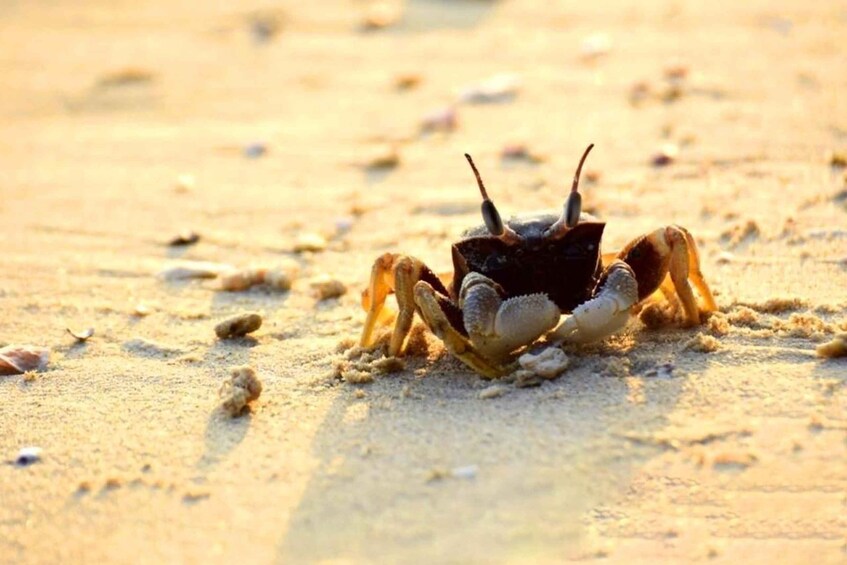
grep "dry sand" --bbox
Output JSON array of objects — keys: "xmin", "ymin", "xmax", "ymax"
[{"xmin": 1, "ymin": 0, "xmax": 846, "ymax": 563}]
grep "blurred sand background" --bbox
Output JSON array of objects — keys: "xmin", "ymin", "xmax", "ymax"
[{"xmin": 1, "ymin": 0, "xmax": 846, "ymax": 563}]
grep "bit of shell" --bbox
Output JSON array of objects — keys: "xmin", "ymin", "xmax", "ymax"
[
  {"xmin": 816, "ymin": 333, "xmax": 847, "ymax": 358},
  {"xmin": 174, "ymin": 174, "xmax": 195, "ymax": 193},
  {"xmin": 450, "ymin": 465, "xmax": 478, "ymax": 479},
  {"xmin": 829, "ymin": 151, "xmax": 847, "ymax": 168},
  {"xmin": 500, "ymin": 144, "xmax": 547, "ymax": 164},
  {"xmin": 159, "ymin": 261, "xmax": 233, "ymax": 281},
  {"xmin": 133, "ymin": 304, "xmax": 152, "ymax": 317},
  {"xmin": 293, "ymin": 232, "xmax": 328, "ymax": 253},
  {"xmin": 479, "ymin": 384, "xmax": 510, "ymax": 399},
  {"xmin": 214, "ymin": 312, "xmax": 263, "ymax": 339},
  {"xmin": 458, "ymin": 74, "xmax": 521, "ymax": 104},
  {"xmin": 360, "ymin": 2, "xmax": 399, "ymax": 31},
  {"xmin": 310, "ymin": 276, "xmax": 347, "ymax": 300},
  {"xmin": 420, "ymin": 106, "xmax": 458, "ymax": 134},
  {"xmin": 579, "ymin": 33, "xmax": 612, "ymax": 60},
  {"xmin": 67, "ymin": 327, "xmax": 95, "ymax": 342},
  {"xmin": 243, "ymin": 143, "xmax": 267, "ymax": 158},
  {"xmin": 394, "ymin": 73, "xmax": 421, "ymax": 90},
  {"xmin": 716, "ymin": 251, "xmax": 735, "ymax": 264},
  {"xmin": 219, "ymin": 366, "xmax": 263, "ymax": 417},
  {"xmin": 513, "ymin": 370, "xmax": 543, "ymax": 388},
  {"xmin": 219, "ymin": 265, "xmax": 297, "ymax": 292},
  {"xmin": 364, "ymin": 147, "xmax": 400, "ymax": 171},
  {"xmin": 15, "ymin": 447, "xmax": 43, "ymax": 466},
  {"xmin": 518, "ymin": 347, "xmax": 570, "ymax": 379},
  {"xmin": 643, "ymin": 363, "xmax": 675, "ymax": 379},
  {"xmin": 96, "ymin": 67, "xmax": 155, "ymax": 88},
  {"xmin": 0, "ymin": 345, "xmax": 50, "ymax": 376},
  {"xmin": 168, "ymin": 230, "xmax": 200, "ymax": 246},
  {"xmin": 651, "ymin": 143, "xmax": 679, "ymax": 166}
]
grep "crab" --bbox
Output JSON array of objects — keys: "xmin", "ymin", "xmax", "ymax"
[{"xmin": 359, "ymin": 144, "xmax": 717, "ymax": 378}]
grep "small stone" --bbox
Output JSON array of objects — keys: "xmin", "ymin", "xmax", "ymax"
[
  {"xmin": 310, "ymin": 276, "xmax": 347, "ymax": 300},
  {"xmin": 394, "ymin": 73, "xmax": 421, "ymax": 90},
  {"xmin": 293, "ymin": 232, "xmax": 328, "ymax": 253},
  {"xmin": 168, "ymin": 230, "xmax": 200, "ymax": 246},
  {"xmin": 15, "ymin": 446, "xmax": 42, "ymax": 466},
  {"xmin": 518, "ymin": 347, "xmax": 570, "ymax": 379},
  {"xmin": 716, "ymin": 251, "xmax": 735, "ymax": 264},
  {"xmin": 579, "ymin": 33, "xmax": 612, "ymax": 60},
  {"xmin": 816, "ymin": 333, "xmax": 847, "ymax": 358},
  {"xmin": 360, "ymin": 2, "xmax": 399, "ymax": 31},
  {"xmin": 214, "ymin": 312, "xmax": 263, "ymax": 339},
  {"xmin": 364, "ymin": 147, "xmax": 400, "ymax": 171},
  {"xmin": 514, "ymin": 370, "xmax": 543, "ymax": 388}
]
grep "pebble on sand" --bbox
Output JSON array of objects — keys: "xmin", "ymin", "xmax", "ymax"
[{"xmin": 214, "ymin": 312, "xmax": 263, "ymax": 339}]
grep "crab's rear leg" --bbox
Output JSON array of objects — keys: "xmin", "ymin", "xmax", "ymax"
[
  {"xmin": 360, "ymin": 253, "xmax": 449, "ymax": 355},
  {"xmin": 619, "ymin": 225, "xmax": 717, "ymax": 325}
]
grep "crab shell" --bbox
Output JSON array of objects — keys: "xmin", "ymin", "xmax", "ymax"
[{"xmin": 450, "ymin": 213, "xmax": 605, "ymax": 313}]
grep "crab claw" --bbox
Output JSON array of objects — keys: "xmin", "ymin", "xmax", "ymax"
[{"xmin": 552, "ymin": 261, "xmax": 638, "ymax": 344}]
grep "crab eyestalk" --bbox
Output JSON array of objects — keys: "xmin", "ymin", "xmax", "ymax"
[
  {"xmin": 546, "ymin": 143, "xmax": 594, "ymax": 239},
  {"xmin": 464, "ymin": 153, "xmax": 522, "ymax": 244}
]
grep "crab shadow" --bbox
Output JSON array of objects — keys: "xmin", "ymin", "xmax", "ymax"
[{"xmin": 274, "ymin": 327, "xmax": 719, "ymax": 562}]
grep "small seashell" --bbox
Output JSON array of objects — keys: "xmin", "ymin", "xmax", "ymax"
[
  {"xmin": 67, "ymin": 327, "xmax": 94, "ymax": 342},
  {"xmin": 478, "ymin": 384, "xmax": 510, "ymax": 399},
  {"xmin": 133, "ymin": 304, "xmax": 152, "ymax": 317},
  {"xmin": 0, "ymin": 345, "xmax": 50, "ymax": 376}
]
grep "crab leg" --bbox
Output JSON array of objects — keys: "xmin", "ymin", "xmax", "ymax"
[
  {"xmin": 552, "ymin": 260, "xmax": 639, "ymax": 343},
  {"xmin": 459, "ymin": 272, "xmax": 561, "ymax": 359},
  {"xmin": 359, "ymin": 253, "xmax": 453, "ymax": 356},
  {"xmin": 413, "ymin": 281, "xmax": 507, "ymax": 379}
]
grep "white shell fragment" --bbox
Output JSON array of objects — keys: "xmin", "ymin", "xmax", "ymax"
[
  {"xmin": 518, "ymin": 347, "xmax": 570, "ymax": 379},
  {"xmin": 451, "ymin": 465, "xmax": 478, "ymax": 480},
  {"xmin": 458, "ymin": 73, "xmax": 521, "ymax": 104},
  {"xmin": 0, "ymin": 345, "xmax": 50, "ymax": 376},
  {"xmin": 15, "ymin": 446, "xmax": 43, "ymax": 466},
  {"xmin": 158, "ymin": 261, "xmax": 233, "ymax": 281}
]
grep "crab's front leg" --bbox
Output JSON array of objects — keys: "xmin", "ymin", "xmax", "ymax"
[
  {"xmin": 458, "ymin": 273, "xmax": 561, "ymax": 359},
  {"xmin": 554, "ymin": 224, "xmax": 718, "ymax": 343},
  {"xmin": 552, "ymin": 260, "xmax": 639, "ymax": 343}
]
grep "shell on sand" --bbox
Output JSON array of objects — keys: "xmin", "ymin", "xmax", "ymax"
[{"xmin": 0, "ymin": 345, "xmax": 50, "ymax": 375}]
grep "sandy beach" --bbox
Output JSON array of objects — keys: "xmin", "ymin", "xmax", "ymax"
[{"xmin": 1, "ymin": 1, "xmax": 846, "ymax": 563}]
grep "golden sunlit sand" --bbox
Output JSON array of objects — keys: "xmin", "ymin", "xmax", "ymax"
[{"xmin": 1, "ymin": 0, "xmax": 846, "ymax": 563}]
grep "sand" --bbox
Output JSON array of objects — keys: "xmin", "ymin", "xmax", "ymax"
[{"xmin": 1, "ymin": 0, "xmax": 846, "ymax": 563}]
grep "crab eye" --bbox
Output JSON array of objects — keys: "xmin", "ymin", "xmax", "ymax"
[
  {"xmin": 481, "ymin": 200, "xmax": 505, "ymax": 236},
  {"xmin": 565, "ymin": 192, "xmax": 582, "ymax": 228}
]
